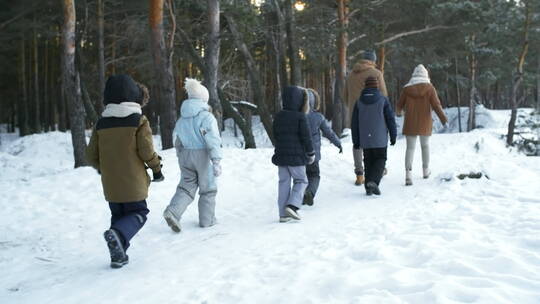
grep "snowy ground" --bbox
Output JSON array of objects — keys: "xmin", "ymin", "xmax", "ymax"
[{"xmin": 1, "ymin": 109, "xmax": 540, "ymax": 303}]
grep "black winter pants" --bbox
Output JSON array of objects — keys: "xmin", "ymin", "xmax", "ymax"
[
  {"xmin": 363, "ymin": 148, "xmax": 387, "ymax": 187},
  {"xmin": 108, "ymin": 200, "xmax": 149, "ymax": 250},
  {"xmin": 305, "ymin": 161, "xmax": 321, "ymax": 197}
]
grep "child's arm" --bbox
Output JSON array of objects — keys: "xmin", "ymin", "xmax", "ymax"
[
  {"xmin": 136, "ymin": 116, "xmax": 162, "ymax": 173},
  {"xmin": 429, "ymin": 86, "xmax": 448, "ymax": 125},
  {"xmin": 319, "ymin": 114, "xmax": 342, "ymax": 149},
  {"xmin": 299, "ymin": 115, "xmax": 315, "ymax": 158},
  {"xmin": 85, "ymin": 128, "xmax": 100, "ymax": 170},
  {"xmin": 383, "ymin": 98, "xmax": 397, "ymax": 145},
  {"xmin": 351, "ymin": 102, "xmax": 360, "ymax": 149},
  {"xmin": 201, "ymin": 113, "xmax": 223, "ymax": 161}
]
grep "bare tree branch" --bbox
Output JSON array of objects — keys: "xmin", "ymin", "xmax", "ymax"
[
  {"xmin": 347, "ymin": 33, "xmax": 366, "ymax": 47},
  {"xmin": 375, "ymin": 25, "xmax": 455, "ymax": 46}
]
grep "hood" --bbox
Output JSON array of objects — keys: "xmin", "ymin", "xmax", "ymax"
[
  {"xmin": 359, "ymin": 87, "xmax": 382, "ymax": 105},
  {"xmin": 104, "ymin": 74, "xmax": 142, "ymax": 105},
  {"xmin": 282, "ymin": 86, "xmax": 309, "ymax": 113},
  {"xmin": 307, "ymin": 89, "xmax": 320, "ymax": 112},
  {"xmin": 352, "ymin": 60, "xmax": 376, "ymax": 73},
  {"xmin": 404, "ymin": 83, "xmax": 432, "ymax": 97},
  {"xmin": 180, "ymin": 99, "xmax": 210, "ymax": 118}
]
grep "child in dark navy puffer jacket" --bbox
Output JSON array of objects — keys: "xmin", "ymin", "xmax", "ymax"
[
  {"xmin": 351, "ymin": 77, "xmax": 397, "ymax": 196},
  {"xmin": 272, "ymin": 86, "xmax": 315, "ymax": 222},
  {"xmin": 303, "ymin": 88, "xmax": 342, "ymax": 206}
]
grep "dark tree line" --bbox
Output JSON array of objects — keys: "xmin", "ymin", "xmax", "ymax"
[{"xmin": 0, "ymin": 0, "xmax": 539, "ymax": 167}]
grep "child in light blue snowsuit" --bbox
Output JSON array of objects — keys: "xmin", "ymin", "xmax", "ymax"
[
  {"xmin": 303, "ymin": 88, "xmax": 342, "ymax": 206},
  {"xmin": 163, "ymin": 78, "xmax": 222, "ymax": 232}
]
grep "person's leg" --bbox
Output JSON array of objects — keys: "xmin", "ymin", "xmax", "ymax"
[
  {"xmin": 363, "ymin": 149, "xmax": 373, "ymax": 186},
  {"xmin": 278, "ymin": 166, "xmax": 292, "ymax": 217},
  {"xmin": 405, "ymin": 135, "xmax": 417, "ymax": 185},
  {"xmin": 353, "ymin": 147, "xmax": 364, "ymax": 185},
  {"xmin": 420, "ymin": 136, "xmax": 430, "ymax": 178},
  {"xmin": 109, "ymin": 202, "xmax": 123, "ymax": 227},
  {"xmin": 405, "ymin": 135, "xmax": 418, "ymax": 171},
  {"xmin": 305, "ymin": 161, "xmax": 320, "ymax": 198},
  {"xmin": 371, "ymin": 148, "xmax": 388, "ymax": 186},
  {"xmin": 194, "ymin": 151, "xmax": 218, "ymax": 228},
  {"xmin": 288, "ymin": 166, "xmax": 308, "ymax": 210},
  {"xmin": 110, "ymin": 200, "xmax": 149, "ymax": 250},
  {"xmin": 164, "ymin": 151, "xmax": 198, "ymax": 228}
]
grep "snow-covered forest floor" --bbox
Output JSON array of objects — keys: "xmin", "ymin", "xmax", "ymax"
[{"xmin": 1, "ymin": 108, "xmax": 539, "ymax": 304}]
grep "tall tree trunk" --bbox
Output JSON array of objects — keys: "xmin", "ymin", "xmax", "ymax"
[
  {"xmin": 96, "ymin": 0, "xmax": 105, "ymax": 115},
  {"xmin": 43, "ymin": 40, "xmax": 49, "ymax": 132},
  {"xmin": 378, "ymin": 45, "xmax": 386, "ymax": 75},
  {"xmin": 507, "ymin": 0, "xmax": 531, "ymax": 146},
  {"xmin": 149, "ymin": 0, "xmax": 177, "ymax": 149},
  {"xmin": 455, "ymin": 56, "xmax": 462, "ymax": 133},
  {"xmin": 468, "ymin": 34, "xmax": 477, "ymax": 132},
  {"xmin": 225, "ymin": 14, "xmax": 275, "ymax": 145},
  {"xmin": 284, "ymin": 0, "xmax": 301, "ymax": 85},
  {"xmin": 204, "ymin": 0, "xmax": 223, "ymax": 129},
  {"xmin": 333, "ymin": 0, "xmax": 348, "ymax": 135},
  {"xmin": 33, "ymin": 18, "xmax": 41, "ymax": 133},
  {"xmin": 62, "ymin": 0, "xmax": 88, "ymax": 167},
  {"xmin": 272, "ymin": 0, "xmax": 290, "ymax": 88},
  {"xmin": 536, "ymin": 52, "xmax": 540, "ymax": 113},
  {"xmin": 18, "ymin": 36, "xmax": 29, "ymax": 136}
]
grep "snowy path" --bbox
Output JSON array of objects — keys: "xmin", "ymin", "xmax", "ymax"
[{"xmin": 1, "ymin": 129, "xmax": 540, "ymax": 303}]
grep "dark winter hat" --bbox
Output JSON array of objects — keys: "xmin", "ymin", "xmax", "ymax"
[
  {"xmin": 362, "ymin": 50, "xmax": 377, "ymax": 63},
  {"xmin": 104, "ymin": 74, "xmax": 142, "ymax": 105},
  {"xmin": 365, "ymin": 76, "xmax": 378, "ymax": 88}
]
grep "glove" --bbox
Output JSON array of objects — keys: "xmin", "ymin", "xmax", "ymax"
[
  {"xmin": 307, "ymin": 153, "xmax": 316, "ymax": 165},
  {"xmin": 390, "ymin": 138, "xmax": 396, "ymax": 146},
  {"xmin": 338, "ymin": 145, "xmax": 343, "ymax": 154},
  {"xmin": 152, "ymin": 170, "xmax": 164, "ymax": 182},
  {"xmin": 212, "ymin": 159, "xmax": 222, "ymax": 177}
]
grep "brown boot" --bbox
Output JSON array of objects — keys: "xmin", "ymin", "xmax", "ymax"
[{"xmin": 355, "ymin": 175, "xmax": 365, "ymax": 186}]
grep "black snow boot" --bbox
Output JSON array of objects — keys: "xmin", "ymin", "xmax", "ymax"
[
  {"xmin": 103, "ymin": 229, "xmax": 129, "ymax": 268},
  {"xmin": 366, "ymin": 182, "xmax": 381, "ymax": 196},
  {"xmin": 303, "ymin": 191, "xmax": 314, "ymax": 206}
]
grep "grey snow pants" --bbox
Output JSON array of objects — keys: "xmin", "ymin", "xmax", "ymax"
[
  {"xmin": 278, "ymin": 166, "xmax": 308, "ymax": 217},
  {"xmin": 353, "ymin": 147, "xmax": 364, "ymax": 175},
  {"xmin": 165, "ymin": 148, "xmax": 217, "ymax": 227}
]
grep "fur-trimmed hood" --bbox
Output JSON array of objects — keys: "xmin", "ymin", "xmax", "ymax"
[{"xmin": 282, "ymin": 86, "xmax": 309, "ymax": 113}]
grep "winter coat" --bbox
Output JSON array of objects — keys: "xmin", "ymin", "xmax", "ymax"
[
  {"xmin": 307, "ymin": 93, "xmax": 341, "ymax": 161},
  {"xmin": 351, "ymin": 87, "xmax": 397, "ymax": 149},
  {"xmin": 86, "ymin": 113, "xmax": 161, "ymax": 203},
  {"xmin": 272, "ymin": 86, "xmax": 315, "ymax": 166},
  {"xmin": 396, "ymin": 83, "xmax": 448, "ymax": 136},
  {"xmin": 173, "ymin": 99, "xmax": 222, "ymax": 161},
  {"xmin": 343, "ymin": 60, "xmax": 388, "ymax": 128}
]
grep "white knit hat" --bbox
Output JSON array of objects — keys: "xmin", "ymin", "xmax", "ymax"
[
  {"xmin": 184, "ymin": 78, "xmax": 209, "ymax": 102},
  {"xmin": 404, "ymin": 64, "xmax": 431, "ymax": 87},
  {"xmin": 411, "ymin": 64, "xmax": 429, "ymax": 79}
]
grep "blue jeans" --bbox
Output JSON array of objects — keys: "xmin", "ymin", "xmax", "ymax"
[{"xmin": 109, "ymin": 200, "xmax": 149, "ymax": 250}]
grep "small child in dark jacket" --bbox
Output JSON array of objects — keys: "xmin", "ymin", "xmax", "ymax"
[
  {"xmin": 86, "ymin": 74, "xmax": 164, "ymax": 268},
  {"xmin": 351, "ymin": 76, "xmax": 397, "ymax": 196},
  {"xmin": 303, "ymin": 88, "xmax": 342, "ymax": 206},
  {"xmin": 272, "ymin": 86, "xmax": 315, "ymax": 222}
]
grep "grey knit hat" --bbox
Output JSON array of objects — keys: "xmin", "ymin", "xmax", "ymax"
[{"xmin": 363, "ymin": 50, "xmax": 377, "ymax": 62}]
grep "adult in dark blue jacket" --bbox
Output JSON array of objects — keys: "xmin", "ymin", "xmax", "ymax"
[
  {"xmin": 303, "ymin": 88, "xmax": 342, "ymax": 206},
  {"xmin": 272, "ymin": 86, "xmax": 315, "ymax": 222},
  {"xmin": 351, "ymin": 77, "xmax": 397, "ymax": 196}
]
